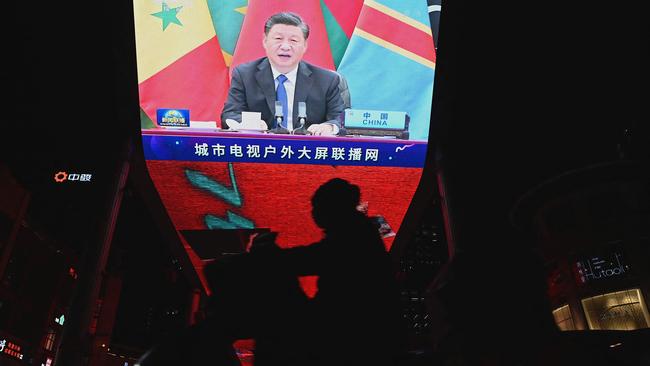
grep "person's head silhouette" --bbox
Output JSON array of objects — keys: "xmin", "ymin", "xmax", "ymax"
[{"xmin": 311, "ymin": 178, "xmax": 361, "ymax": 229}]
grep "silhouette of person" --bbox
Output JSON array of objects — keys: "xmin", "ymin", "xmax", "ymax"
[
  {"xmin": 137, "ymin": 179, "xmax": 405, "ymax": 365},
  {"xmin": 250, "ymin": 178, "xmax": 405, "ymax": 366},
  {"xmin": 204, "ymin": 241, "xmax": 311, "ymax": 366}
]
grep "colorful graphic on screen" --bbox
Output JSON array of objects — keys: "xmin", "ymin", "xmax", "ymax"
[{"xmin": 133, "ymin": 0, "xmax": 441, "ymax": 300}]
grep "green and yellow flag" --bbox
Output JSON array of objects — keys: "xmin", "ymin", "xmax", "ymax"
[{"xmin": 206, "ymin": 0, "xmax": 248, "ymax": 66}]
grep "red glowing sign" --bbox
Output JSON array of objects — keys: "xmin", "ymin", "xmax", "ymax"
[{"xmin": 0, "ymin": 339, "xmax": 24, "ymax": 360}]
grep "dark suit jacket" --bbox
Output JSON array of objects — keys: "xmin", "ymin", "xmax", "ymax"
[
  {"xmin": 221, "ymin": 57, "xmax": 344, "ymax": 130},
  {"xmin": 256, "ymin": 211, "xmax": 405, "ymax": 364}
]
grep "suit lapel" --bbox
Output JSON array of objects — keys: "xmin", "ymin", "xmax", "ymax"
[
  {"xmin": 255, "ymin": 58, "xmax": 276, "ymax": 117},
  {"xmin": 293, "ymin": 62, "xmax": 313, "ymax": 124}
]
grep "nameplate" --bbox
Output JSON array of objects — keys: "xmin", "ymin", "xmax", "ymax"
[
  {"xmin": 344, "ymin": 109, "xmax": 407, "ymax": 130},
  {"xmin": 157, "ymin": 108, "xmax": 190, "ymax": 127}
]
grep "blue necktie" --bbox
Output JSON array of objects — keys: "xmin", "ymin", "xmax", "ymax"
[{"xmin": 276, "ymin": 74, "xmax": 289, "ymax": 128}]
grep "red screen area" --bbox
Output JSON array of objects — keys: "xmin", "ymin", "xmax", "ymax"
[
  {"xmin": 134, "ymin": 0, "xmax": 438, "ymax": 310},
  {"xmin": 146, "ymin": 159, "xmax": 423, "ymax": 296}
]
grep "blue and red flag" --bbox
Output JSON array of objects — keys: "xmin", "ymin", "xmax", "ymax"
[{"xmin": 337, "ymin": 0, "xmax": 436, "ymax": 141}]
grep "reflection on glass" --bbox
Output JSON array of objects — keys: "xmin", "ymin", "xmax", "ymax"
[
  {"xmin": 552, "ymin": 304, "xmax": 575, "ymax": 331},
  {"xmin": 581, "ymin": 289, "xmax": 650, "ymax": 330}
]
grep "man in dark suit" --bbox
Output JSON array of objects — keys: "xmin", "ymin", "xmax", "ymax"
[{"xmin": 221, "ymin": 12, "xmax": 344, "ymax": 136}]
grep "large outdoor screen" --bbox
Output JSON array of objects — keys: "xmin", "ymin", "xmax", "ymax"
[{"xmin": 133, "ymin": 0, "xmax": 441, "ymax": 296}]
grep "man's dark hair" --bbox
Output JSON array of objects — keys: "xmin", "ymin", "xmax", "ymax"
[{"xmin": 264, "ymin": 12, "xmax": 310, "ymax": 40}]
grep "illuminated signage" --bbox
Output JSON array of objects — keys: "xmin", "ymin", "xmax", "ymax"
[
  {"xmin": 343, "ymin": 110, "xmax": 411, "ymax": 139},
  {"xmin": 134, "ymin": 0, "xmax": 440, "ymax": 296},
  {"xmin": 344, "ymin": 109, "xmax": 407, "ymax": 129},
  {"xmin": 157, "ymin": 108, "xmax": 190, "ymax": 127},
  {"xmin": 55, "ymin": 314, "xmax": 65, "ymax": 326},
  {"xmin": 0, "ymin": 339, "xmax": 24, "ymax": 360},
  {"xmin": 574, "ymin": 251, "xmax": 630, "ymax": 285},
  {"xmin": 54, "ymin": 171, "xmax": 93, "ymax": 183},
  {"xmin": 144, "ymin": 135, "xmax": 425, "ymax": 167}
]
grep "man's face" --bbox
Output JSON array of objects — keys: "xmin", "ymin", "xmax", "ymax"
[{"xmin": 263, "ymin": 24, "xmax": 308, "ymax": 73}]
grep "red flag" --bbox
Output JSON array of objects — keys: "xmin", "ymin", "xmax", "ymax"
[
  {"xmin": 230, "ymin": 0, "xmax": 334, "ymax": 71},
  {"xmin": 322, "ymin": 0, "xmax": 363, "ymax": 38}
]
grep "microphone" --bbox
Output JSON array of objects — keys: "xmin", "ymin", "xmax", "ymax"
[
  {"xmin": 270, "ymin": 101, "xmax": 289, "ymax": 134},
  {"xmin": 298, "ymin": 102, "xmax": 307, "ymax": 126},
  {"xmin": 274, "ymin": 101, "xmax": 284, "ymax": 126},
  {"xmin": 292, "ymin": 102, "xmax": 311, "ymax": 135}
]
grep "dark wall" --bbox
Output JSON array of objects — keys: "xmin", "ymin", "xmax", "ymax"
[{"xmin": 431, "ymin": 1, "xmax": 649, "ymax": 253}]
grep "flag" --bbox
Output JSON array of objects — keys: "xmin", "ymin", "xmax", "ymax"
[
  {"xmin": 230, "ymin": 0, "xmax": 335, "ymax": 71},
  {"xmin": 320, "ymin": 0, "xmax": 364, "ymax": 68},
  {"xmin": 337, "ymin": 0, "xmax": 436, "ymax": 141},
  {"xmin": 134, "ymin": 0, "xmax": 230, "ymax": 126},
  {"xmin": 206, "ymin": 0, "xmax": 248, "ymax": 66}
]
